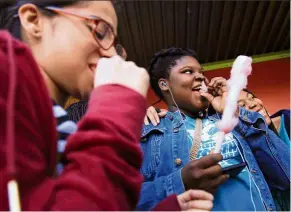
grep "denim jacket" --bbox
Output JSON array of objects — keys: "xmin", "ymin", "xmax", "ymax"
[{"xmin": 137, "ymin": 107, "xmax": 290, "ymax": 211}]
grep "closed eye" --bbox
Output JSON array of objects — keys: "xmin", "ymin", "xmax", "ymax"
[
  {"xmin": 95, "ymin": 31, "xmax": 105, "ymax": 40},
  {"xmin": 238, "ymin": 102, "xmax": 245, "ymax": 107},
  {"xmin": 87, "ymin": 25, "xmax": 106, "ymax": 40}
]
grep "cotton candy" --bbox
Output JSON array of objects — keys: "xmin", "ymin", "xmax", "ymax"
[{"xmin": 214, "ymin": 56, "xmax": 252, "ymax": 153}]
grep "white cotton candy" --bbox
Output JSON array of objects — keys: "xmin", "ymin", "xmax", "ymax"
[
  {"xmin": 200, "ymin": 81, "xmax": 208, "ymax": 93},
  {"xmin": 214, "ymin": 56, "xmax": 252, "ymax": 153}
]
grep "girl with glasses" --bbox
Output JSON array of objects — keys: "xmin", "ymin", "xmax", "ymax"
[{"xmin": 0, "ymin": 1, "xmax": 214, "ymax": 211}]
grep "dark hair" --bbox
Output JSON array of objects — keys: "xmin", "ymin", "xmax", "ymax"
[
  {"xmin": 115, "ymin": 43, "xmax": 125, "ymax": 57},
  {"xmin": 242, "ymin": 88, "xmax": 257, "ymax": 98},
  {"xmin": 148, "ymin": 47, "xmax": 198, "ymax": 99},
  {"xmin": 0, "ymin": 0, "xmax": 82, "ymax": 40}
]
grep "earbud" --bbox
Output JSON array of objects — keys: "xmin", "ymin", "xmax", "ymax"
[{"xmin": 161, "ymin": 81, "xmax": 167, "ymax": 87}]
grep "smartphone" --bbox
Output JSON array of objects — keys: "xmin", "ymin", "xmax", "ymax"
[{"xmin": 222, "ymin": 162, "xmax": 247, "ymax": 178}]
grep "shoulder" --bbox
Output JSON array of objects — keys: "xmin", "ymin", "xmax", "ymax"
[{"xmin": 141, "ymin": 116, "xmax": 170, "ymax": 138}]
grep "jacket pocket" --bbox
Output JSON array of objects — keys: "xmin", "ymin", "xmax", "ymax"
[{"xmin": 140, "ymin": 129, "xmax": 163, "ymax": 179}]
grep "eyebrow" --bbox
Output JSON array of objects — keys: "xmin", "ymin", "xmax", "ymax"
[{"xmin": 181, "ymin": 65, "xmax": 204, "ymax": 71}]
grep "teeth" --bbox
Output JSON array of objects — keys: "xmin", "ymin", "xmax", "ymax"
[{"xmin": 259, "ymin": 110, "xmax": 265, "ymax": 116}]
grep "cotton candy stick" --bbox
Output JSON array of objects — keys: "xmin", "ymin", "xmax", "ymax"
[
  {"xmin": 214, "ymin": 56, "xmax": 253, "ymax": 153},
  {"xmin": 8, "ymin": 179, "xmax": 21, "ymax": 211}
]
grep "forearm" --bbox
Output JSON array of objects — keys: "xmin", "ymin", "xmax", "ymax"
[{"xmin": 20, "ymin": 85, "xmax": 147, "ymax": 210}]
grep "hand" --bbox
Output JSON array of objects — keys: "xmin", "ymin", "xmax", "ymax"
[
  {"xmin": 200, "ymin": 77, "xmax": 228, "ymax": 113},
  {"xmin": 94, "ymin": 56, "xmax": 149, "ymax": 98},
  {"xmin": 181, "ymin": 153, "xmax": 229, "ymax": 194},
  {"xmin": 177, "ymin": 189, "xmax": 214, "ymax": 211},
  {"xmin": 144, "ymin": 106, "xmax": 168, "ymax": 126}
]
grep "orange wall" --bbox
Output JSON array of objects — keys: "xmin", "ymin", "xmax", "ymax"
[{"xmin": 146, "ymin": 58, "xmax": 290, "ymax": 114}]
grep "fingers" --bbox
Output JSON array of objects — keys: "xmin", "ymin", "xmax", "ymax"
[
  {"xmin": 204, "ymin": 77, "xmax": 210, "ymax": 86},
  {"xmin": 94, "ymin": 56, "xmax": 149, "ymax": 98},
  {"xmin": 152, "ymin": 109, "xmax": 160, "ymax": 124},
  {"xmin": 205, "ymin": 77, "xmax": 229, "ymax": 96},
  {"xmin": 185, "ymin": 200, "xmax": 213, "ymax": 211},
  {"xmin": 208, "ymin": 77, "xmax": 227, "ymax": 88},
  {"xmin": 158, "ymin": 110, "xmax": 167, "ymax": 117},
  {"xmin": 145, "ymin": 106, "xmax": 160, "ymax": 126},
  {"xmin": 196, "ymin": 153, "xmax": 223, "ymax": 169},
  {"xmin": 144, "ymin": 115, "xmax": 150, "ymax": 125},
  {"xmin": 178, "ymin": 190, "xmax": 214, "ymax": 211},
  {"xmin": 178, "ymin": 189, "xmax": 212, "ymax": 203},
  {"xmin": 200, "ymin": 93, "xmax": 214, "ymax": 103},
  {"xmin": 209, "ymin": 174, "xmax": 229, "ymax": 189},
  {"xmin": 145, "ymin": 107, "xmax": 167, "ymax": 125},
  {"xmin": 203, "ymin": 164, "xmax": 223, "ymax": 178},
  {"xmin": 188, "ymin": 190, "xmax": 214, "ymax": 201},
  {"xmin": 208, "ymin": 77, "xmax": 228, "ymax": 96},
  {"xmin": 147, "ymin": 110, "xmax": 158, "ymax": 126}
]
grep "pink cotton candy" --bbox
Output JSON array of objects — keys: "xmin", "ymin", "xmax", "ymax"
[{"xmin": 214, "ymin": 56, "xmax": 252, "ymax": 153}]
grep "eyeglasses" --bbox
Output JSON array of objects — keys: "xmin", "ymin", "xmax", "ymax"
[{"xmin": 43, "ymin": 6, "xmax": 116, "ymax": 50}]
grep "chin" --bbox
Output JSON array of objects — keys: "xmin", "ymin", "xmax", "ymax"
[
  {"xmin": 195, "ymin": 98, "xmax": 209, "ymax": 111},
  {"xmin": 200, "ymin": 103, "xmax": 209, "ymax": 112},
  {"xmin": 81, "ymin": 91, "xmax": 91, "ymax": 101},
  {"xmin": 82, "ymin": 84, "xmax": 94, "ymax": 100},
  {"xmin": 190, "ymin": 102, "xmax": 209, "ymax": 114},
  {"xmin": 74, "ymin": 88, "xmax": 91, "ymax": 101}
]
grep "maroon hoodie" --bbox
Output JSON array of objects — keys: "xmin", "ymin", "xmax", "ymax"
[{"xmin": 0, "ymin": 31, "xmax": 180, "ymax": 211}]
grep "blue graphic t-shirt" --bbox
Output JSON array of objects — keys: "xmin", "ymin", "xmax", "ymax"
[{"xmin": 185, "ymin": 115, "xmax": 266, "ymax": 211}]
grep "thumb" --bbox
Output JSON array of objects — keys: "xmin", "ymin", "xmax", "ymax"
[
  {"xmin": 158, "ymin": 111, "xmax": 167, "ymax": 117},
  {"xmin": 200, "ymin": 92, "xmax": 214, "ymax": 103}
]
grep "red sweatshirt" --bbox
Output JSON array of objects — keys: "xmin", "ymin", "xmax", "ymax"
[{"xmin": 0, "ymin": 31, "xmax": 180, "ymax": 211}]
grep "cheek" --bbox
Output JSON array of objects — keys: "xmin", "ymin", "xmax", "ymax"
[
  {"xmin": 41, "ymin": 36, "xmax": 95, "ymax": 98},
  {"xmin": 53, "ymin": 21, "xmax": 96, "ymax": 61},
  {"xmin": 53, "ymin": 33, "xmax": 92, "ymax": 64}
]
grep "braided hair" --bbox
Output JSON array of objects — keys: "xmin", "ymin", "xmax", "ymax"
[{"xmin": 148, "ymin": 47, "xmax": 198, "ymax": 100}]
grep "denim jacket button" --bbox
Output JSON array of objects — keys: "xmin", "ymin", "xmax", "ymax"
[
  {"xmin": 251, "ymin": 169, "xmax": 257, "ymax": 173},
  {"xmin": 175, "ymin": 158, "xmax": 182, "ymax": 166},
  {"xmin": 173, "ymin": 128, "xmax": 179, "ymax": 133},
  {"xmin": 141, "ymin": 137, "xmax": 147, "ymax": 143}
]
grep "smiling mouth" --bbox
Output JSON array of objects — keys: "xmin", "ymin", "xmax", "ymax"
[
  {"xmin": 258, "ymin": 109, "xmax": 266, "ymax": 117},
  {"xmin": 192, "ymin": 85, "xmax": 202, "ymax": 92}
]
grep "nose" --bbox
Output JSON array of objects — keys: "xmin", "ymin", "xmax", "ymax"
[
  {"xmin": 98, "ymin": 45, "xmax": 118, "ymax": 58},
  {"xmin": 194, "ymin": 72, "xmax": 205, "ymax": 81}
]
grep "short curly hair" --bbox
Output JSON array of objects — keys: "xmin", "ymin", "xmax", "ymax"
[{"xmin": 148, "ymin": 47, "xmax": 198, "ymax": 99}]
